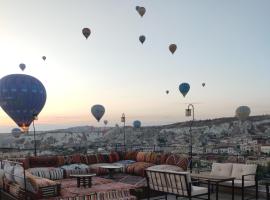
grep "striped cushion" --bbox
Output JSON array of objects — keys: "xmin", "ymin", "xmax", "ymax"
[
  {"xmin": 124, "ymin": 151, "xmax": 138, "ymax": 161},
  {"xmin": 166, "ymin": 154, "xmax": 189, "ymax": 171},
  {"xmin": 28, "ymin": 167, "xmax": 64, "ymax": 180},
  {"xmin": 126, "ymin": 162, "xmax": 155, "ymax": 177},
  {"xmin": 87, "ymin": 155, "xmax": 98, "ymax": 164},
  {"xmin": 64, "ymin": 168, "xmax": 90, "ymax": 178},
  {"xmin": 109, "ymin": 152, "xmax": 120, "ymax": 163},
  {"xmin": 136, "ymin": 152, "xmax": 146, "ymax": 162}
]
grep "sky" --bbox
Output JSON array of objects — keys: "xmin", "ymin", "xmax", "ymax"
[{"xmin": 0, "ymin": 0, "xmax": 270, "ymax": 133}]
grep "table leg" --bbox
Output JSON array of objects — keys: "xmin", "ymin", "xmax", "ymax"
[
  {"xmin": 216, "ymin": 182, "xmax": 219, "ymax": 200},
  {"xmin": 266, "ymin": 183, "xmax": 269, "ymax": 200},
  {"xmin": 77, "ymin": 177, "xmax": 80, "ymax": 187},
  {"xmin": 108, "ymin": 169, "xmax": 113, "ymax": 179},
  {"xmin": 88, "ymin": 177, "xmax": 92, "ymax": 188},
  {"xmin": 232, "ymin": 179, "xmax": 234, "ymax": 200},
  {"xmin": 83, "ymin": 177, "xmax": 86, "ymax": 187}
]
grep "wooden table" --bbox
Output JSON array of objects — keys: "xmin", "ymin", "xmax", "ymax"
[
  {"xmin": 70, "ymin": 174, "xmax": 96, "ymax": 188},
  {"xmin": 191, "ymin": 173, "xmax": 235, "ymax": 200},
  {"xmin": 100, "ymin": 165, "xmax": 123, "ymax": 179}
]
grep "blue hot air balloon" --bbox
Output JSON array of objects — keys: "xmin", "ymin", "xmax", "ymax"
[
  {"xmin": 0, "ymin": 74, "xmax": 47, "ymax": 132},
  {"xmin": 91, "ymin": 104, "xmax": 105, "ymax": 122},
  {"xmin": 11, "ymin": 128, "xmax": 21, "ymax": 138},
  {"xmin": 133, "ymin": 120, "xmax": 141, "ymax": 128},
  {"xmin": 179, "ymin": 83, "xmax": 190, "ymax": 97}
]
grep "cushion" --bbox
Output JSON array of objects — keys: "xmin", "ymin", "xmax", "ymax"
[
  {"xmin": 0, "ymin": 169, "xmax": 4, "ymax": 187},
  {"xmin": 3, "ymin": 162, "xmax": 15, "ymax": 183},
  {"xmin": 166, "ymin": 154, "xmax": 189, "ymax": 171},
  {"xmin": 26, "ymin": 172, "xmax": 58, "ymax": 192},
  {"xmin": 109, "ymin": 152, "xmax": 120, "ymax": 163},
  {"xmin": 145, "ymin": 152, "xmax": 153, "ymax": 163},
  {"xmin": 71, "ymin": 154, "xmax": 81, "ymax": 164},
  {"xmin": 126, "ymin": 162, "xmax": 155, "ymax": 177},
  {"xmin": 124, "ymin": 151, "xmax": 138, "ymax": 161},
  {"xmin": 29, "ymin": 156, "xmax": 58, "ymax": 168},
  {"xmin": 231, "ymin": 164, "xmax": 257, "ymax": 181},
  {"xmin": 210, "ymin": 163, "xmax": 233, "ymax": 177},
  {"xmin": 96, "ymin": 154, "xmax": 105, "ymax": 163},
  {"xmin": 147, "ymin": 164, "xmax": 183, "ymax": 172},
  {"xmin": 160, "ymin": 153, "xmax": 171, "ymax": 164},
  {"xmin": 80, "ymin": 155, "xmax": 88, "ymax": 164},
  {"xmin": 13, "ymin": 165, "xmax": 35, "ymax": 193},
  {"xmin": 28, "ymin": 167, "xmax": 64, "ymax": 180},
  {"xmin": 136, "ymin": 152, "xmax": 147, "ymax": 162},
  {"xmin": 87, "ymin": 154, "xmax": 98, "ymax": 164},
  {"xmin": 56, "ymin": 156, "xmax": 65, "ymax": 166}
]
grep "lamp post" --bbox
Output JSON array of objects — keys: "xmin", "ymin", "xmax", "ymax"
[
  {"xmin": 185, "ymin": 104, "xmax": 194, "ymax": 172},
  {"xmin": 32, "ymin": 114, "xmax": 38, "ymax": 157},
  {"xmin": 121, "ymin": 113, "xmax": 126, "ymax": 150}
]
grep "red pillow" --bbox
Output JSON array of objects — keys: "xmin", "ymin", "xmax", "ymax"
[
  {"xmin": 109, "ymin": 152, "xmax": 120, "ymax": 163},
  {"xmin": 87, "ymin": 154, "xmax": 97, "ymax": 164},
  {"xmin": 71, "ymin": 154, "xmax": 81, "ymax": 164}
]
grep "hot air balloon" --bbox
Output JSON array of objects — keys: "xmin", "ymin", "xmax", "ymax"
[
  {"xmin": 202, "ymin": 83, "xmax": 206, "ymax": 87},
  {"xmin": 104, "ymin": 120, "xmax": 108, "ymax": 126},
  {"xmin": 169, "ymin": 44, "xmax": 177, "ymax": 54},
  {"xmin": 166, "ymin": 90, "xmax": 169, "ymax": 94},
  {"xmin": 139, "ymin": 35, "xmax": 145, "ymax": 44},
  {"xmin": 82, "ymin": 28, "xmax": 91, "ymax": 39},
  {"xmin": 91, "ymin": 104, "xmax": 105, "ymax": 122},
  {"xmin": 235, "ymin": 106, "xmax": 251, "ymax": 121},
  {"xmin": 42, "ymin": 56, "xmax": 46, "ymax": 61},
  {"xmin": 137, "ymin": 7, "xmax": 146, "ymax": 17},
  {"xmin": 179, "ymin": 83, "xmax": 190, "ymax": 97},
  {"xmin": 11, "ymin": 128, "xmax": 21, "ymax": 138},
  {"xmin": 0, "ymin": 74, "xmax": 47, "ymax": 132},
  {"xmin": 19, "ymin": 63, "xmax": 26, "ymax": 71},
  {"xmin": 133, "ymin": 120, "xmax": 141, "ymax": 128}
]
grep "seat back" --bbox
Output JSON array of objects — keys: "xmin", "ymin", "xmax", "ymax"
[{"xmin": 146, "ymin": 169, "xmax": 191, "ymax": 196}]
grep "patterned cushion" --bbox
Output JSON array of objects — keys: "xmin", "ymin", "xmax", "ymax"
[
  {"xmin": 28, "ymin": 167, "xmax": 64, "ymax": 180},
  {"xmin": 71, "ymin": 154, "xmax": 81, "ymax": 164},
  {"xmin": 13, "ymin": 165, "xmax": 35, "ymax": 193},
  {"xmin": 109, "ymin": 152, "xmax": 120, "ymax": 163},
  {"xmin": 144, "ymin": 152, "xmax": 153, "ymax": 163},
  {"xmin": 96, "ymin": 154, "xmax": 105, "ymax": 163},
  {"xmin": 231, "ymin": 164, "xmax": 257, "ymax": 181},
  {"xmin": 29, "ymin": 156, "xmax": 58, "ymax": 168},
  {"xmin": 160, "ymin": 153, "xmax": 171, "ymax": 164},
  {"xmin": 57, "ymin": 156, "xmax": 65, "ymax": 166},
  {"xmin": 87, "ymin": 154, "xmax": 98, "ymax": 164},
  {"xmin": 124, "ymin": 151, "xmax": 138, "ymax": 161},
  {"xmin": 136, "ymin": 152, "xmax": 147, "ymax": 162},
  {"xmin": 211, "ymin": 163, "xmax": 233, "ymax": 177},
  {"xmin": 80, "ymin": 155, "xmax": 88, "ymax": 164},
  {"xmin": 126, "ymin": 162, "xmax": 155, "ymax": 177},
  {"xmin": 166, "ymin": 154, "xmax": 189, "ymax": 171}
]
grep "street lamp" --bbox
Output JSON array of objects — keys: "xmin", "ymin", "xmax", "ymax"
[
  {"xmin": 121, "ymin": 113, "xmax": 126, "ymax": 149},
  {"xmin": 185, "ymin": 104, "xmax": 194, "ymax": 172},
  {"xmin": 32, "ymin": 114, "xmax": 38, "ymax": 157}
]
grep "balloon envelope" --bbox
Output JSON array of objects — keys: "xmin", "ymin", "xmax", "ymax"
[
  {"xmin": 169, "ymin": 44, "xmax": 177, "ymax": 54},
  {"xmin": 202, "ymin": 83, "xmax": 206, "ymax": 87},
  {"xmin": 137, "ymin": 7, "xmax": 146, "ymax": 17},
  {"xmin": 19, "ymin": 63, "xmax": 26, "ymax": 71},
  {"xmin": 179, "ymin": 83, "xmax": 190, "ymax": 97},
  {"xmin": 91, "ymin": 104, "xmax": 105, "ymax": 122},
  {"xmin": 0, "ymin": 74, "xmax": 47, "ymax": 132},
  {"xmin": 42, "ymin": 56, "xmax": 46, "ymax": 61},
  {"xmin": 82, "ymin": 28, "xmax": 91, "ymax": 39},
  {"xmin": 133, "ymin": 120, "xmax": 141, "ymax": 128},
  {"xmin": 166, "ymin": 90, "xmax": 169, "ymax": 94},
  {"xmin": 235, "ymin": 106, "xmax": 251, "ymax": 120},
  {"xmin": 104, "ymin": 120, "xmax": 108, "ymax": 125},
  {"xmin": 139, "ymin": 35, "xmax": 145, "ymax": 44},
  {"xmin": 11, "ymin": 128, "xmax": 21, "ymax": 138}
]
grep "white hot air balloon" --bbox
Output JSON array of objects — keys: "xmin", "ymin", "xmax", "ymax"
[
  {"xmin": 235, "ymin": 106, "xmax": 251, "ymax": 120},
  {"xmin": 11, "ymin": 128, "xmax": 21, "ymax": 138}
]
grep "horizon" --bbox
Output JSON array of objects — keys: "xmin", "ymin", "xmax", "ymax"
[{"xmin": 1, "ymin": 1, "xmax": 270, "ymax": 133}]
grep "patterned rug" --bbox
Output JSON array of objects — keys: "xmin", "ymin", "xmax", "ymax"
[{"xmin": 41, "ymin": 176, "xmax": 138, "ymax": 199}]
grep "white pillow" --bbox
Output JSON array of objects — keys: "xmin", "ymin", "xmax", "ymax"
[
  {"xmin": 3, "ymin": 162, "xmax": 15, "ymax": 183},
  {"xmin": 231, "ymin": 164, "xmax": 257, "ymax": 181},
  {"xmin": 14, "ymin": 165, "xmax": 35, "ymax": 193},
  {"xmin": 210, "ymin": 163, "xmax": 233, "ymax": 177}
]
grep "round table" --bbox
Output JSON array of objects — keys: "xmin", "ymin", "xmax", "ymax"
[{"xmin": 100, "ymin": 165, "xmax": 123, "ymax": 179}]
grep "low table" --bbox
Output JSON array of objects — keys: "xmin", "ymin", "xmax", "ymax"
[
  {"xmin": 70, "ymin": 174, "xmax": 96, "ymax": 188},
  {"xmin": 191, "ymin": 173, "xmax": 235, "ymax": 200},
  {"xmin": 100, "ymin": 165, "xmax": 123, "ymax": 179}
]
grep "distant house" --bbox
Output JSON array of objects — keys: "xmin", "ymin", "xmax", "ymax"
[{"xmin": 261, "ymin": 145, "xmax": 270, "ymax": 154}]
